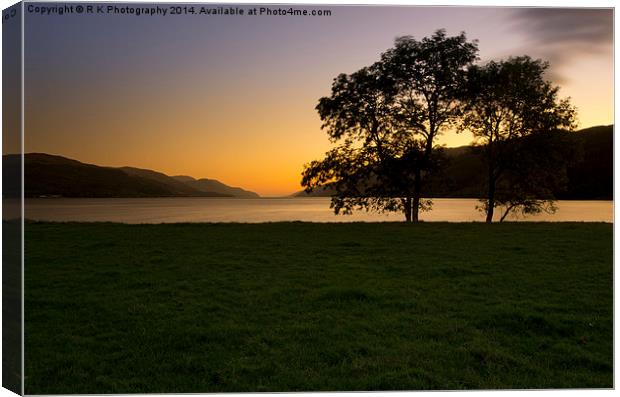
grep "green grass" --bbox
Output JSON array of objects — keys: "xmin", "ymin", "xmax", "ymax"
[{"xmin": 24, "ymin": 222, "xmax": 613, "ymax": 393}]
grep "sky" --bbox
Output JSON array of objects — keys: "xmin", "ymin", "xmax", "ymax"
[{"xmin": 21, "ymin": 4, "xmax": 613, "ymax": 196}]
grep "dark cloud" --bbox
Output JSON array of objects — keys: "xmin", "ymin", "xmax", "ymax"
[
  {"xmin": 510, "ymin": 8, "xmax": 613, "ymax": 82},
  {"xmin": 516, "ymin": 8, "xmax": 612, "ymax": 45}
]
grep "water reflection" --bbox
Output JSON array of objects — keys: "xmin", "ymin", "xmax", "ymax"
[{"xmin": 23, "ymin": 198, "xmax": 613, "ymax": 224}]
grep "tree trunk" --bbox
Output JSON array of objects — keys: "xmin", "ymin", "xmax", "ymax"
[
  {"xmin": 411, "ymin": 169, "xmax": 422, "ymax": 222},
  {"xmin": 485, "ymin": 139, "xmax": 496, "ymax": 223},
  {"xmin": 412, "ymin": 196, "xmax": 420, "ymax": 222},
  {"xmin": 486, "ymin": 172, "xmax": 495, "ymax": 223},
  {"xmin": 404, "ymin": 197, "xmax": 412, "ymax": 222},
  {"xmin": 413, "ymin": 125, "xmax": 435, "ymax": 223},
  {"xmin": 499, "ymin": 204, "xmax": 516, "ymax": 222}
]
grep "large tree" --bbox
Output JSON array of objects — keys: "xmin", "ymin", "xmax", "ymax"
[
  {"xmin": 459, "ymin": 56, "xmax": 576, "ymax": 222},
  {"xmin": 302, "ymin": 30, "xmax": 479, "ymax": 222},
  {"xmin": 301, "ymin": 62, "xmax": 422, "ymax": 221},
  {"xmin": 380, "ymin": 29, "xmax": 479, "ymax": 221}
]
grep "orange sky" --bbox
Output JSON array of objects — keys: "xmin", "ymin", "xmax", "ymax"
[{"xmin": 23, "ymin": 6, "xmax": 613, "ymax": 196}]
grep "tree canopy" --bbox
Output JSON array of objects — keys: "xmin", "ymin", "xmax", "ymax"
[
  {"xmin": 302, "ymin": 30, "xmax": 479, "ymax": 222},
  {"xmin": 459, "ymin": 56, "xmax": 577, "ymax": 222},
  {"xmin": 302, "ymin": 62, "xmax": 414, "ymax": 217},
  {"xmin": 302, "ymin": 31, "xmax": 577, "ymax": 223}
]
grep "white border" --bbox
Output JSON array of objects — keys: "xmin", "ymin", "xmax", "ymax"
[{"xmin": 0, "ymin": 1, "xmax": 616, "ymax": 397}]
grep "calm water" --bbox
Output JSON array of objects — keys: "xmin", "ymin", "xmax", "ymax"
[{"xmin": 22, "ymin": 198, "xmax": 613, "ymax": 223}]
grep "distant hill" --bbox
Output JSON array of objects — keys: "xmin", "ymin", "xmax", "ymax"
[
  {"xmin": 559, "ymin": 125, "xmax": 613, "ymax": 200},
  {"xmin": 172, "ymin": 176, "xmax": 259, "ymax": 198},
  {"xmin": 295, "ymin": 125, "xmax": 613, "ymax": 200},
  {"xmin": 3, "ymin": 153, "xmax": 259, "ymax": 198},
  {"xmin": 292, "ymin": 185, "xmax": 335, "ymax": 198},
  {"xmin": 120, "ymin": 167, "xmax": 225, "ymax": 197},
  {"xmin": 432, "ymin": 125, "xmax": 613, "ymax": 200}
]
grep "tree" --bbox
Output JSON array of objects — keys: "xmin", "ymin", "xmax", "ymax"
[
  {"xmin": 302, "ymin": 30, "xmax": 479, "ymax": 222},
  {"xmin": 476, "ymin": 132, "xmax": 570, "ymax": 222},
  {"xmin": 301, "ymin": 62, "xmax": 421, "ymax": 221},
  {"xmin": 459, "ymin": 56, "xmax": 576, "ymax": 222},
  {"xmin": 381, "ymin": 29, "xmax": 479, "ymax": 221}
]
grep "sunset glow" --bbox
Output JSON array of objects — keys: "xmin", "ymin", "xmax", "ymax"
[{"xmin": 23, "ymin": 5, "xmax": 613, "ymax": 196}]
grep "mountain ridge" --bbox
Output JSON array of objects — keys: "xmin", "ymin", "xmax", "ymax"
[
  {"xmin": 3, "ymin": 153, "xmax": 260, "ymax": 198},
  {"xmin": 171, "ymin": 175, "xmax": 259, "ymax": 198}
]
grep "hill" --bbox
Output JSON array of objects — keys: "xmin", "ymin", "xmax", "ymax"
[
  {"xmin": 432, "ymin": 125, "xmax": 613, "ymax": 200},
  {"xmin": 3, "ymin": 153, "xmax": 259, "ymax": 198},
  {"xmin": 296, "ymin": 125, "xmax": 613, "ymax": 200},
  {"xmin": 119, "ymin": 167, "xmax": 225, "ymax": 197},
  {"xmin": 172, "ymin": 176, "xmax": 259, "ymax": 198}
]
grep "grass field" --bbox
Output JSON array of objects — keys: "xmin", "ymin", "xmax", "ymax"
[{"xmin": 24, "ymin": 222, "xmax": 612, "ymax": 393}]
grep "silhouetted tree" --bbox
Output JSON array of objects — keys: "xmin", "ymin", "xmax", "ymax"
[
  {"xmin": 301, "ymin": 63, "xmax": 422, "ymax": 221},
  {"xmin": 381, "ymin": 29, "xmax": 479, "ymax": 221},
  {"xmin": 460, "ymin": 56, "xmax": 576, "ymax": 222},
  {"xmin": 478, "ymin": 133, "xmax": 572, "ymax": 221},
  {"xmin": 303, "ymin": 30, "xmax": 479, "ymax": 222}
]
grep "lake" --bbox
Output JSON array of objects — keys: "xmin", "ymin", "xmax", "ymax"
[{"xmin": 21, "ymin": 198, "xmax": 613, "ymax": 223}]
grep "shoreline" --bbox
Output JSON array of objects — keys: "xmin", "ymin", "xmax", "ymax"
[{"xmin": 16, "ymin": 219, "xmax": 615, "ymax": 225}]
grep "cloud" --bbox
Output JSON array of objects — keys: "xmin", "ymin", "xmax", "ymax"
[{"xmin": 510, "ymin": 8, "xmax": 613, "ymax": 82}]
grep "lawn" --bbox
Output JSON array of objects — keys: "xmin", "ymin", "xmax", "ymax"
[{"xmin": 24, "ymin": 222, "xmax": 613, "ymax": 393}]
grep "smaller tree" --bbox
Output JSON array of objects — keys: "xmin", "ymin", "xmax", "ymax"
[
  {"xmin": 459, "ymin": 56, "xmax": 576, "ymax": 222},
  {"xmin": 477, "ymin": 133, "xmax": 569, "ymax": 222}
]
